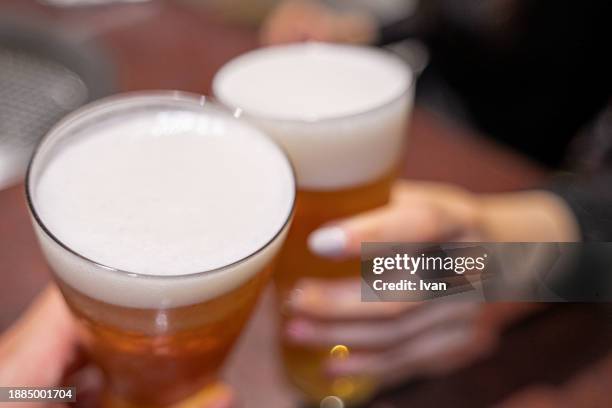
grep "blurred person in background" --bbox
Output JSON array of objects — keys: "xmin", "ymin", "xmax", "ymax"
[
  {"xmin": 262, "ymin": 0, "xmax": 611, "ymax": 168},
  {"xmin": 264, "ymin": 0, "xmax": 612, "ymax": 402}
]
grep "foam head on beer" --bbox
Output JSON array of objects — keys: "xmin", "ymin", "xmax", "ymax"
[
  {"xmin": 213, "ymin": 42, "xmax": 413, "ymax": 190},
  {"xmin": 28, "ymin": 94, "xmax": 295, "ymax": 309}
]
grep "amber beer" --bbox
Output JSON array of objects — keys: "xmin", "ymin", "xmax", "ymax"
[
  {"xmin": 214, "ymin": 43, "xmax": 414, "ymax": 404},
  {"xmin": 26, "ymin": 93, "xmax": 295, "ymax": 407}
]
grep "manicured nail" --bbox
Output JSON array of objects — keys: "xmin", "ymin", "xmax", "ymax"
[
  {"xmin": 285, "ymin": 288, "xmax": 304, "ymax": 310},
  {"xmin": 282, "ymin": 288, "xmax": 303, "ymax": 315},
  {"xmin": 285, "ymin": 320, "xmax": 312, "ymax": 340},
  {"xmin": 308, "ymin": 226, "xmax": 348, "ymax": 258}
]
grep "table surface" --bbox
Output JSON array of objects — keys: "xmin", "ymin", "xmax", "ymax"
[{"xmin": 1, "ymin": 1, "xmax": 611, "ymax": 407}]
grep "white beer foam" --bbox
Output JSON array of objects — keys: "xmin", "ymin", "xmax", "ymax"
[
  {"xmin": 30, "ymin": 97, "xmax": 294, "ymax": 308},
  {"xmin": 213, "ymin": 43, "xmax": 414, "ymax": 190}
]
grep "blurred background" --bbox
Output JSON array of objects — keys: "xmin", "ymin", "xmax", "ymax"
[{"xmin": 0, "ymin": 0, "xmax": 611, "ymax": 407}]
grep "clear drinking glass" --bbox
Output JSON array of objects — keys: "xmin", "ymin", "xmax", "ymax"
[
  {"xmin": 214, "ymin": 43, "xmax": 414, "ymax": 405},
  {"xmin": 26, "ymin": 92, "xmax": 296, "ymax": 407}
]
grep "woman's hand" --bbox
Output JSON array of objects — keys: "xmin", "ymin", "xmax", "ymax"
[
  {"xmin": 283, "ymin": 180, "xmax": 573, "ymax": 387},
  {"xmin": 0, "ymin": 286, "xmax": 82, "ymax": 392},
  {"xmin": 260, "ymin": 0, "xmax": 377, "ymax": 45},
  {"xmin": 308, "ymin": 180, "xmax": 580, "ymax": 258},
  {"xmin": 284, "ymin": 278, "xmax": 539, "ymax": 388},
  {"xmin": 0, "ymin": 285, "xmax": 234, "ymax": 408},
  {"xmin": 284, "ymin": 278, "xmax": 504, "ymax": 387}
]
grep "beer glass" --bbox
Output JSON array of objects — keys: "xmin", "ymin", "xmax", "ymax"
[
  {"xmin": 26, "ymin": 92, "xmax": 296, "ymax": 407},
  {"xmin": 214, "ymin": 43, "xmax": 414, "ymax": 405}
]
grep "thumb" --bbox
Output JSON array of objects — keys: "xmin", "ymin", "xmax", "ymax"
[
  {"xmin": 0, "ymin": 285, "xmax": 79, "ymax": 387},
  {"xmin": 308, "ymin": 202, "xmax": 458, "ymax": 259}
]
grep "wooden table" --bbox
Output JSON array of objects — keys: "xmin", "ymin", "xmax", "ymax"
[{"xmin": 1, "ymin": 1, "xmax": 611, "ymax": 407}]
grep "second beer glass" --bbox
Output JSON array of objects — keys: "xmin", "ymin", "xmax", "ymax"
[{"xmin": 214, "ymin": 43, "xmax": 414, "ymax": 405}]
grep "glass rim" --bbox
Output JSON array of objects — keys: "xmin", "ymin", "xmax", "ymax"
[
  {"xmin": 212, "ymin": 41, "xmax": 415, "ymax": 124},
  {"xmin": 25, "ymin": 90, "xmax": 297, "ymax": 281}
]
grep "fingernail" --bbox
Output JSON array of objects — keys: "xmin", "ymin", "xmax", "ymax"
[
  {"xmin": 288, "ymin": 288, "xmax": 304, "ymax": 306},
  {"xmin": 285, "ymin": 320, "xmax": 312, "ymax": 340},
  {"xmin": 308, "ymin": 226, "xmax": 348, "ymax": 258},
  {"xmin": 282, "ymin": 288, "xmax": 304, "ymax": 314}
]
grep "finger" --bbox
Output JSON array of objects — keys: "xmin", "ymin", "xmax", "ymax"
[
  {"xmin": 286, "ymin": 278, "xmax": 422, "ymax": 320},
  {"xmin": 334, "ymin": 12, "xmax": 377, "ymax": 44},
  {"xmin": 286, "ymin": 302, "xmax": 480, "ymax": 348},
  {"xmin": 264, "ymin": 22, "xmax": 315, "ymax": 45},
  {"xmin": 0, "ymin": 285, "xmax": 79, "ymax": 387},
  {"xmin": 260, "ymin": 0, "xmax": 328, "ymax": 45},
  {"xmin": 326, "ymin": 323, "xmax": 492, "ymax": 385},
  {"xmin": 260, "ymin": 18, "xmax": 304, "ymax": 45},
  {"xmin": 406, "ymin": 327, "xmax": 497, "ymax": 379},
  {"xmin": 260, "ymin": 8, "xmax": 301, "ymax": 44},
  {"xmin": 308, "ymin": 180, "xmax": 483, "ymax": 259},
  {"xmin": 286, "ymin": 278, "xmax": 479, "ymax": 321},
  {"xmin": 62, "ymin": 364, "xmax": 104, "ymax": 408},
  {"xmin": 308, "ymin": 202, "xmax": 456, "ymax": 259},
  {"xmin": 328, "ymin": 325, "xmax": 471, "ymax": 379}
]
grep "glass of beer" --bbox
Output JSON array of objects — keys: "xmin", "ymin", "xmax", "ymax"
[
  {"xmin": 25, "ymin": 92, "xmax": 296, "ymax": 407},
  {"xmin": 214, "ymin": 43, "xmax": 414, "ymax": 405}
]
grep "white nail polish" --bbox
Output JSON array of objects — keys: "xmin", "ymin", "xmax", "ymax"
[{"xmin": 307, "ymin": 226, "xmax": 348, "ymax": 258}]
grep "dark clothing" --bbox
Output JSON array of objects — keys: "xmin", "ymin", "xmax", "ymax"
[
  {"xmin": 547, "ymin": 105, "xmax": 612, "ymax": 241},
  {"xmin": 377, "ymin": 0, "xmax": 611, "ymax": 168},
  {"xmin": 376, "ymin": 0, "xmax": 612, "ymax": 241},
  {"xmin": 548, "ymin": 171, "xmax": 612, "ymax": 241}
]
